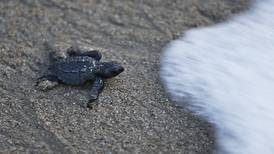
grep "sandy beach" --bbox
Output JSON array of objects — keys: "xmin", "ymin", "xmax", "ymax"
[{"xmin": 0, "ymin": 0, "xmax": 248, "ymax": 153}]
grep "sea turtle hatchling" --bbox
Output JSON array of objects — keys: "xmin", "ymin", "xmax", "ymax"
[{"xmin": 36, "ymin": 46, "xmax": 124, "ymax": 108}]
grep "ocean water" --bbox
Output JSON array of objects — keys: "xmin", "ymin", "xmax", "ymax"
[{"xmin": 160, "ymin": 0, "xmax": 274, "ymax": 153}]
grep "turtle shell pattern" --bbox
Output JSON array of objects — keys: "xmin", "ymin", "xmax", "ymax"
[{"xmin": 50, "ymin": 56, "xmax": 99, "ymax": 85}]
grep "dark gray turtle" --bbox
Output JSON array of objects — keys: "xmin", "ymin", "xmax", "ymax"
[{"xmin": 37, "ymin": 46, "xmax": 124, "ymax": 108}]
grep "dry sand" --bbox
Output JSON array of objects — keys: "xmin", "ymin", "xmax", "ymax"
[{"xmin": 0, "ymin": 0, "xmax": 248, "ymax": 153}]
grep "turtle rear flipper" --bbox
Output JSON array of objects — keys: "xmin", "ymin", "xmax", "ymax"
[{"xmin": 36, "ymin": 75, "xmax": 59, "ymax": 91}]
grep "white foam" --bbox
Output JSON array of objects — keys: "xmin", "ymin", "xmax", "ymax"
[{"xmin": 160, "ymin": 0, "xmax": 274, "ymax": 153}]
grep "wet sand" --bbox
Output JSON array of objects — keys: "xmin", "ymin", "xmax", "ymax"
[{"xmin": 0, "ymin": 0, "xmax": 248, "ymax": 153}]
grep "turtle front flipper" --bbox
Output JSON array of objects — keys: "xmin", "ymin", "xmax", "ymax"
[
  {"xmin": 67, "ymin": 46, "xmax": 102, "ymax": 61},
  {"xmin": 87, "ymin": 77, "xmax": 104, "ymax": 108}
]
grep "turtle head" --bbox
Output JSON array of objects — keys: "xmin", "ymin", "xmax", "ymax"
[{"xmin": 98, "ymin": 61, "xmax": 124, "ymax": 78}]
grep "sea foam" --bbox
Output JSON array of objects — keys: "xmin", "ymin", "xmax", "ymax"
[{"xmin": 160, "ymin": 0, "xmax": 274, "ymax": 153}]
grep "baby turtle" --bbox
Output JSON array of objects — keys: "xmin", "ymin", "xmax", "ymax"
[{"xmin": 37, "ymin": 46, "xmax": 124, "ymax": 108}]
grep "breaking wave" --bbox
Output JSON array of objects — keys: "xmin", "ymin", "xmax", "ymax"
[{"xmin": 160, "ymin": 0, "xmax": 274, "ymax": 153}]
